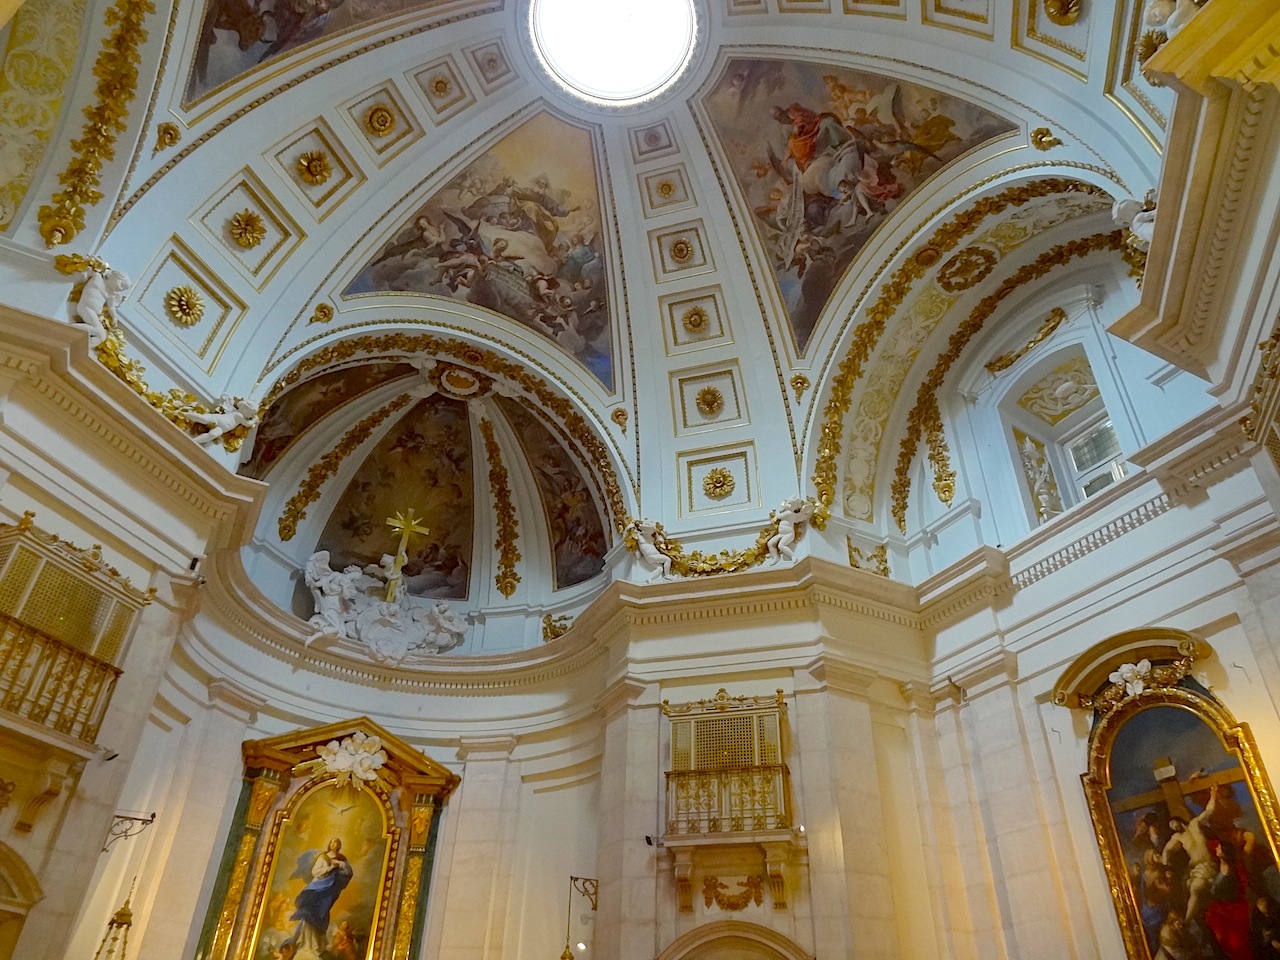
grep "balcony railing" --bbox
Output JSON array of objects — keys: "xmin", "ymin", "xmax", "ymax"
[
  {"xmin": 0, "ymin": 612, "xmax": 120, "ymax": 744},
  {"xmin": 664, "ymin": 764, "xmax": 789, "ymax": 836}
]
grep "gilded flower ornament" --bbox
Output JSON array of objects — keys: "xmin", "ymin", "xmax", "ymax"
[
  {"xmin": 669, "ymin": 237, "xmax": 694, "ymax": 264},
  {"xmin": 317, "ymin": 731, "xmax": 387, "ymax": 787},
  {"xmin": 365, "ymin": 104, "xmax": 396, "ymax": 137},
  {"xmin": 703, "ymin": 467, "xmax": 735, "ymax": 500},
  {"xmin": 429, "ymin": 75, "xmax": 452, "ymax": 98},
  {"xmin": 229, "ymin": 210, "xmax": 266, "ymax": 249},
  {"xmin": 164, "ymin": 285, "xmax": 204, "ymax": 326},
  {"xmin": 1109, "ymin": 659, "xmax": 1153, "ymax": 697},
  {"xmin": 695, "ymin": 386, "xmax": 723, "ymax": 416},
  {"xmin": 297, "ymin": 150, "xmax": 332, "ymax": 185},
  {"xmin": 682, "ymin": 305, "xmax": 709, "ymax": 333}
]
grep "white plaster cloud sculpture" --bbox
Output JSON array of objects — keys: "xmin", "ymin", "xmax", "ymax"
[{"xmin": 317, "ymin": 731, "xmax": 387, "ymax": 788}]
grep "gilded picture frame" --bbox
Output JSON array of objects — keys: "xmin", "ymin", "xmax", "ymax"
[
  {"xmin": 193, "ymin": 718, "xmax": 458, "ymax": 960},
  {"xmin": 1068, "ymin": 641, "xmax": 1280, "ymax": 960}
]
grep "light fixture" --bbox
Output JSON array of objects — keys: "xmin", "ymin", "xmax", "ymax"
[{"xmin": 560, "ymin": 875, "xmax": 598, "ymax": 959}]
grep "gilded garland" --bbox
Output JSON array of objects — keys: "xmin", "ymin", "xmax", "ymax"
[
  {"xmin": 277, "ymin": 395, "xmax": 413, "ymax": 541},
  {"xmin": 478, "ymin": 418, "xmax": 521, "ymax": 598},
  {"xmin": 888, "ymin": 231, "xmax": 1124, "ymax": 532},
  {"xmin": 38, "ymin": 0, "xmax": 155, "ymax": 246},
  {"xmin": 811, "ymin": 178, "xmax": 1107, "ymax": 511}
]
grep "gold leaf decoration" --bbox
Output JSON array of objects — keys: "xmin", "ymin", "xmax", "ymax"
[
  {"xmin": 479, "ymin": 417, "xmax": 521, "ymax": 597},
  {"xmin": 682, "ymin": 305, "xmax": 709, "ymax": 333},
  {"xmin": 308, "ymin": 303, "xmax": 334, "ymax": 324},
  {"xmin": 657, "ymin": 180, "xmax": 675, "ymax": 198},
  {"xmin": 986, "ymin": 307, "xmax": 1068, "ymax": 374},
  {"xmin": 277, "ymin": 395, "xmax": 414, "ymax": 541},
  {"xmin": 38, "ymin": 0, "xmax": 155, "ymax": 246},
  {"xmin": 670, "ymin": 237, "xmax": 694, "ymax": 263},
  {"xmin": 810, "ymin": 178, "xmax": 1108, "ymax": 511},
  {"xmin": 889, "ymin": 231, "xmax": 1124, "ymax": 532},
  {"xmin": 296, "ymin": 150, "xmax": 332, "ymax": 185},
  {"xmin": 621, "ymin": 498, "xmax": 828, "ymax": 578},
  {"xmin": 611, "ymin": 407, "xmax": 628, "ymax": 433},
  {"xmin": 1030, "ymin": 127, "xmax": 1063, "ymax": 151},
  {"xmin": 703, "ymin": 876, "xmax": 764, "ymax": 911},
  {"xmin": 1137, "ymin": 29, "xmax": 1167, "ymax": 65},
  {"xmin": 164, "ymin": 285, "xmax": 204, "ymax": 326},
  {"xmin": 847, "ymin": 540, "xmax": 890, "ymax": 577},
  {"xmin": 790, "ymin": 374, "xmax": 810, "ymax": 400},
  {"xmin": 154, "ymin": 122, "xmax": 180, "ymax": 152},
  {"xmin": 1043, "ymin": 0, "xmax": 1080, "ymax": 26},
  {"xmin": 702, "ymin": 467, "xmax": 735, "ymax": 500},
  {"xmin": 365, "ymin": 104, "xmax": 396, "ymax": 137},
  {"xmin": 428, "ymin": 75, "xmax": 452, "ymax": 98},
  {"xmin": 541, "ymin": 613, "xmax": 572, "ymax": 642},
  {"xmin": 261, "ymin": 335, "xmax": 628, "ymax": 533},
  {"xmin": 937, "ymin": 246, "xmax": 997, "ymax": 292},
  {"xmin": 228, "ymin": 210, "xmax": 266, "ymax": 249},
  {"xmin": 695, "ymin": 386, "xmax": 723, "ymax": 416}
]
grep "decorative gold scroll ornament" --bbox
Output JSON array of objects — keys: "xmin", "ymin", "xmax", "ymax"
[
  {"xmin": 154, "ymin": 122, "xmax": 180, "ymax": 152},
  {"xmin": 790, "ymin": 374, "xmax": 809, "ymax": 400},
  {"xmin": 811, "ymin": 178, "xmax": 1107, "ymax": 511},
  {"xmin": 54, "ymin": 254, "xmax": 257, "ymax": 451},
  {"xmin": 541, "ymin": 613, "xmax": 572, "ymax": 641},
  {"xmin": 478, "ymin": 418, "xmax": 521, "ymax": 597},
  {"xmin": 38, "ymin": 0, "xmax": 154, "ymax": 246},
  {"xmin": 1030, "ymin": 128, "xmax": 1063, "ymax": 150},
  {"xmin": 847, "ymin": 540, "xmax": 889, "ymax": 577},
  {"xmin": 985, "ymin": 307, "xmax": 1068, "ymax": 374},
  {"xmin": 703, "ymin": 876, "xmax": 764, "ymax": 911},
  {"xmin": 889, "ymin": 231, "xmax": 1124, "ymax": 532},
  {"xmin": 622, "ymin": 498, "xmax": 828, "ymax": 577},
  {"xmin": 307, "ymin": 303, "xmax": 334, "ymax": 324},
  {"xmin": 610, "ymin": 407, "xmax": 628, "ymax": 433},
  {"xmin": 262, "ymin": 334, "xmax": 628, "ymax": 533}
]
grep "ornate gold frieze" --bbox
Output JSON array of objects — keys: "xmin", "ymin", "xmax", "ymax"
[
  {"xmin": 623, "ymin": 498, "xmax": 828, "ymax": 577},
  {"xmin": 54, "ymin": 254, "xmax": 257, "ymax": 450},
  {"xmin": 812, "ymin": 178, "xmax": 1107, "ymax": 510},
  {"xmin": 261, "ymin": 334, "xmax": 627, "ymax": 533},
  {"xmin": 37, "ymin": 0, "xmax": 153, "ymax": 246},
  {"xmin": 889, "ymin": 231, "xmax": 1123, "ymax": 532},
  {"xmin": 478, "ymin": 418, "xmax": 521, "ymax": 598},
  {"xmin": 986, "ymin": 306, "xmax": 1067, "ymax": 373},
  {"xmin": 277, "ymin": 394, "xmax": 413, "ymax": 541}
]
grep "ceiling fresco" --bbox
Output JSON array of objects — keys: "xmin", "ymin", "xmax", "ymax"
[
  {"xmin": 701, "ymin": 57, "xmax": 1017, "ymax": 353},
  {"xmin": 315, "ymin": 393, "xmax": 474, "ymax": 600},
  {"xmin": 344, "ymin": 110, "xmax": 616, "ymax": 390},
  {"xmin": 241, "ymin": 361, "xmax": 415, "ymax": 480},
  {"xmin": 185, "ymin": 0, "xmax": 469, "ymax": 104},
  {"xmin": 495, "ymin": 396, "xmax": 607, "ymax": 590}
]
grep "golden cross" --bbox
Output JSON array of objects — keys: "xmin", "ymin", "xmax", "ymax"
[{"xmin": 384, "ymin": 509, "xmax": 428, "ymax": 602}]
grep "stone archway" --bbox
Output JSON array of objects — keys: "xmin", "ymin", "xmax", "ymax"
[
  {"xmin": 0, "ymin": 840, "xmax": 41, "ymax": 960},
  {"xmin": 655, "ymin": 921, "xmax": 814, "ymax": 960}
]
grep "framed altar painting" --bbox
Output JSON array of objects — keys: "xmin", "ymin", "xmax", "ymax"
[
  {"xmin": 193, "ymin": 718, "xmax": 458, "ymax": 960},
  {"xmin": 1057, "ymin": 630, "xmax": 1280, "ymax": 960}
]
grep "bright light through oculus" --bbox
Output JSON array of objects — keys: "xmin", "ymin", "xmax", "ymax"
[{"xmin": 532, "ymin": 0, "xmax": 697, "ymax": 103}]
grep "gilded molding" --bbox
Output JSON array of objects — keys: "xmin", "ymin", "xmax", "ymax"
[
  {"xmin": 890, "ymin": 231, "xmax": 1123, "ymax": 531},
  {"xmin": 261, "ymin": 334, "xmax": 627, "ymax": 533},
  {"xmin": 38, "ymin": 0, "xmax": 154, "ymax": 246},
  {"xmin": 812, "ymin": 178, "xmax": 1107, "ymax": 510},
  {"xmin": 985, "ymin": 306, "xmax": 1067, "ymax": 373},
  {"xmin": 277, "ymin": 394, "xmax": 413, "ymax": 541},
  {"xmin": 478, "ymin": 417, "xmax": 521, "ymax": 598}
]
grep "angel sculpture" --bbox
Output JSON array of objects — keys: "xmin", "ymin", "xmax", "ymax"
[
  {"xmin": 187, "ymin": 394, "xmax": 260, "ymax": 446},
  {"xmin": 73, "ymin": 268, "xmax": 132, "ymax": 347},
  {"xmin": 626, "ymin": 519, "xmax": 674, "ymax": 581},
  {"xmin": 766, "ymin": 498, "xmax": 816, "ymax": 563}
]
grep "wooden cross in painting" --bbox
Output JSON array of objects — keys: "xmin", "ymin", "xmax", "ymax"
[
  {"xmin": 1112, "ymin": 755, "xmax": 1246, "ymax": 821},
  {"xmin": 384, "ymin": 509, "xmax": 428, "ymax": 602}
]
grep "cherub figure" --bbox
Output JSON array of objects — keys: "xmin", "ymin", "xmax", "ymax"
[
  {"xmin": 187, "ymin": 394, "xmax": 260, "ymax": 446},
  {"xmin": 1112, "ymin": 197, "xmax": 1156, "ymax": 250},
  {"xmin": 626, "ymin": 519, "xmax": 673, "ymax": 581},
  {"xmin": 766, "ymin": 498, "xmax": 815, "ymax": 563},
  {"xmin": 74, "ymin": 268, "xmax": 132, "ymax": 347}
]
